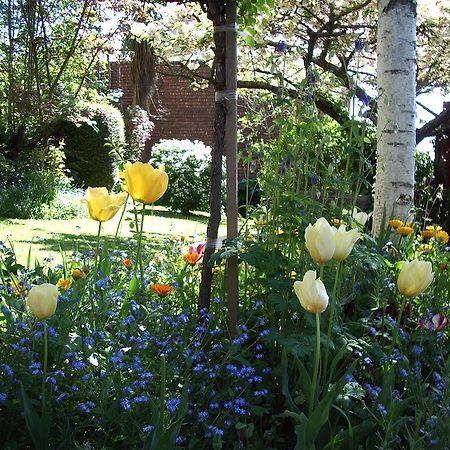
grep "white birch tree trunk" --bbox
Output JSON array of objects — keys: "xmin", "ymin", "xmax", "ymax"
[{"xmin": 372, "ymin": 0, "xmax": 417, "ymax": 237}]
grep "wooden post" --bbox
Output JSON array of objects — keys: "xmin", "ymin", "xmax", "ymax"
[{"xmin": 224, "ymin": 0, "xmax": 238, "ymax": 337}]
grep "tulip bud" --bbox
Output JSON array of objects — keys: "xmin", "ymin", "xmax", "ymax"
[
  {"xmin": 333, "ymin": 225, "xmax": 361, "ymax": 261},
  {"xmin": 305, "ymin": 218, "xmax": 335, "ymax": 264},
  {"xmin": 27, "ymin": 283, "xmax": 59, "ymax": 320},
  {"xmin": 294, "ymin": 270, "xmax": 329, "ymax": 314},
  {"xmin": 397, "ymin": 260, "xmax": 434, "ymax": 298},
  {"xmin": 123, "ymin": 161, "xmax": 169, "ymax": 204},
  {"xmin": 82, "ymin": 187, "xmax": 127, "ymax": 222}
]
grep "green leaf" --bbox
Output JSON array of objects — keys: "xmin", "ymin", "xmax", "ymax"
[
  {"xmin": 304, "ymin": 363, "xmax": 357, "ymax": 448},
  {"xmin": 21, "ymin": 385, "xmax": 49, "ymax": 450},
  {"xmin": 280, "ymin": 349, "xmax": 302, "ymax": 415}
]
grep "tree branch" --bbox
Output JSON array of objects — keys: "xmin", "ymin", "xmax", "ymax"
[{"xmin": 416, "ymin": 108, "xmax": 450, "ymax": 144}]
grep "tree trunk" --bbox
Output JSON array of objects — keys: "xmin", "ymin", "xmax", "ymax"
[
  {"xmin": 372, "ymin": 0, "xmax": 417, "ymax": 236},
  {"xmin": 198, "ymin": 0, "xmax": 226, "ymax": 313}
]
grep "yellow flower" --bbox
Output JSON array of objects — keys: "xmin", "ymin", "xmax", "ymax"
[
  {"xmin": 10, "ymin": 280, "xmax": 28, "ymax": 296},
  {"xmin": 149, "ymin": 283, "xmax": 174, "ymax": 297},
  {"xmin": 56, "ymin": 278, "xmax": 73, "ymax": 290},
  {"xmin": 397, "ymin": 260, "xmax": 434, "ymax": 298},
  {"xmin": 82, "ymin": 187, "xmax": 127, "ymax": 222},
  {"xmin": 275, "ymin": 228, "xmax": 284, "ymax": 235},
  {"xmin": 397, "ymin": 226, "xmax": 414, "ymax": 236},
  {"xmin": 27, "ymin": 283, "xmax": 59, "ymax": 320},
  {"xmin": 305, "ymin": 217, "xmax": 335, "ymax": 265},
  {"xmin": 351, "ymin": 208, "xmax": 369, "ymax": 227},
  {"xmin": 332, "ymin": 218, "xmax": 343, "ymax": 226},
  {"xmin": 435, "ymin": 230, "xmax": 449, "ymax": 244},
  {"xmin": 123, "ymin": 161, "xmax": 168, "ymax": 204},
  {"xmin": 389, "ymin": 219, "xmax": 404, "ymax": 229},
  {"xmin": 332, "ymin": 225, "xmax": 361, "ymax": 262},
  {"xmin": 418, "ymin": 243, "xmax": 434, "ymax": 253},
  {"xmin": 293, "ymin": 270, "xmax": 329, "ymax": 314}
]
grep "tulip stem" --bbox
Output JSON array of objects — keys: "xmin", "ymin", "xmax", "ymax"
[
  {"xmin": 309, "ymin": 312, "xmax": 321, "ymax": 417},
  {"xmin": 136, "ymin": 204, "xmax": 146, "ymax": 284},
  {"xmin": 393, "ymin": 295, "xmax": 408, "ymax": 346},
  {"xmin": 114, "ymin": 194, "xmax": 129, "ymax": 243},
  {"xmin": 41, "ymin": 320, "xmax": 48, "ymax": 417},
  {"xmin": 94, "ymin": 221, "xmax": 102, "ymax": 277},
  {"xmin": 322, "ymin": 261, "xmax": 342, "ymax": 385}
]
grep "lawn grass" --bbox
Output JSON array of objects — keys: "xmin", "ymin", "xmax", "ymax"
[{"xmin": 0, "ymin": 207, "xmax": 227, "ymax": 265}]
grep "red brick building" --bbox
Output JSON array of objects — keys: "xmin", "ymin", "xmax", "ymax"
[{"xmin": 109, "ymin": 62, "xmax": 215, "ymax": 156}]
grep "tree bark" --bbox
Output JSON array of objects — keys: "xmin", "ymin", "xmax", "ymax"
[
  {"xmin": 372, "ymin": 0, "xmax": 417, "ymax": 236},
  {"xmin": 198, "ymin": 0, "xmax": 226, "ymax": 313}
]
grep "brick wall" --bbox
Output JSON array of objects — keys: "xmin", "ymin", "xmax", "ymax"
[
  {"xmin": 109, "ymin": 62, "xmax": 215, "ymax": 159},
  {"xmin": 109, "ymin": 62, "xmax": 261, "ymax": 180}
]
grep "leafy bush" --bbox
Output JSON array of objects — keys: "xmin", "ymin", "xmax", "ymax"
[
  {"xmin": 150, "ymin": 139, "xmax": 211, "ymax": 214},
  {"xmin": 53, "ymin": 102, "xmax": 125, "ymax": 190},
  {"xmin": 0, "ymin": 170, "xmax": 59, "ymax": 219}
]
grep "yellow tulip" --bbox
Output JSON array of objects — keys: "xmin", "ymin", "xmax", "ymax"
[
  {"xmin": 123, "ymin": 161, "xmax": 168, "ymax": 204},
  {"xmin": 294, "ymin": 270, "xmax": 329, "ymax": 314},
  {"xmin": 397, "ymin": 259, "xmax": 434, "ymax": 298},
  {"xmin": 333, "ymin": 224, "xmax": 361, "ymax": 261},
  {"xmin": 82, "ymin": 187, "xmax": 127, "ymax": 222},
  {"xmin": 350, "ymin": 207, "xmax": 369, "ymax": 227},
  {"xmin": 305, "ymin": 217, "xmax": 335, "ymax": 264},
  {"xmin": 27, "ymin": 283, "xmax": 59, "ymax": 320}
]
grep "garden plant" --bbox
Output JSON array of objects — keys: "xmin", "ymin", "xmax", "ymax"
[{"xmin": 0, "ymin": 1, "xmax": 449, "ymax": 449}]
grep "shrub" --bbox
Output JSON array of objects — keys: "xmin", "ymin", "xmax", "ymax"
[
  {"xmin": 150, "ymin": 139, "xmax": 211, "ymax": 214},
  {"xmin": 53, "ymin": 102, "xmax": 125, "ymax": 190},
  {"xmin": 0, "ymin": 169, "xmax": 59, "ymax": 219}
]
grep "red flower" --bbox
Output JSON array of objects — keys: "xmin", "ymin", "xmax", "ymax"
[{"xmin": 419, "ymin": 313, "xmax": 448, "ymax": 330}]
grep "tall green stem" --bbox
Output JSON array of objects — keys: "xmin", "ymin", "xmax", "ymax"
[
  {"xmin": 135, "ymin": 204, "xmax": 146, "ymax": 283},
  {"xmin": 94, "ymin": 221, "xmax": 102, "ymax": 277},
  {"xmin": 160, "ymin": 354, "xmax": 166, "ymax": 428},
  {"xmin": 114, "ymin": 194, "xmax": 129, "ymax": 243},
  {"xmin": 392, "ymin": 295, "xmax": 408, "ymax": 346},
  {"xmin": 309, "ymin": 313, "xmax": 321, "ymax": 416},
  {"xmin": 322, "ymin": 261, "xmax": 342, "ymax": 384},
  {"xmin": 41, "ymin": 320, "xmax": 48, "ymax": 417}
]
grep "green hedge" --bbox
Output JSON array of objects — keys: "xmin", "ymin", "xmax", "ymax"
[{"xmin": 53, "ymin": 102, "xmax": 125, "ymax": 189}]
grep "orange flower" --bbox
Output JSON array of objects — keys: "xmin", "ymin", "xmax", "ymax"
[
  {"xmin": 421, "ymin": 229, "xmax": 435, "ymax": 239},
  {"xmin": 72, "ymin": 268, "xmax": 86, "ymax": 280},
  {"xmin": 184, "ymin": 241, "xmax": 206, "ymax": 265},
  {"xmin": 56, "ymin": 278, "xmax": 73, "ymax": 290},
  {"xmin": 397, "ymin": 226, "xmax": 414, "ymax": 236},
  {"xmin": 149, "ymin": 284, "xmax": 174, "ymax": 297},
  {"xmin": 184, "ymin": 251, "xmax": 202, "ymax": 265},
  {"xmin": 123, "ymin": 258, "xmax": 133, "ymax": 270},
  {"xmin": 435, "ymin": 230, "xmax": 449, "ymax": 244},
  {"xmin": 389, "ymin": 219, "xmax": 404, "ymax": 229}
]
